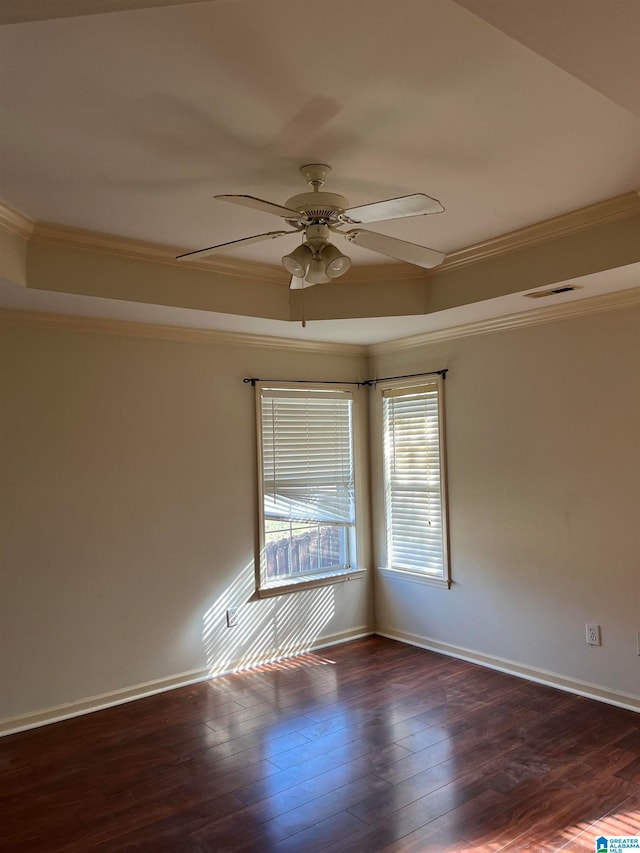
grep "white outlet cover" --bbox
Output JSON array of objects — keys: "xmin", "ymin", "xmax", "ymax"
[{"xmin": 586, "ymin": 623, "xmax": 601, "ymax": 646}]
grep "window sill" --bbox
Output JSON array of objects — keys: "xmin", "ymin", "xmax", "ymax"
[
  {"xmin": 256, "ymin": 568, "xmax": 367, "ymax": 599},
  {"xmin": 377, "ymin": 567, "xmax": 451, "ymax": 590}
]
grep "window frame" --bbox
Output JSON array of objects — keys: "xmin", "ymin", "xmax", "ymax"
[
  {"xmin": 254, "ymin": 381, "xmax": 365, "ymax": 598},
  {"xmin": 377, "ymin": 374, "xmax": 451, "ymax": 589}
]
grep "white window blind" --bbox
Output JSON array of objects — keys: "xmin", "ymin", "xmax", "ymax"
[
  {"xmin": 261, "ymin": 388, "xmax": 354, "ymax": 525},
  {"xmin": 257, "ymin": 385, "xmax": 356, "ymax": 591},
  {"xmin": 382, "ymin": 380, "xmax": 449, "ymax": 582}
]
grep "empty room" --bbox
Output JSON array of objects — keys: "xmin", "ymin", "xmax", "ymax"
[{"xmin": 0, "ymin": 1, "xmax": 639, "ymax": 851}]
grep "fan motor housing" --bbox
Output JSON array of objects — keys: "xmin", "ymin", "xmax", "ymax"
[{"xmin": 284, "ymin": 191, "xmax": 349, "ymax": 224}]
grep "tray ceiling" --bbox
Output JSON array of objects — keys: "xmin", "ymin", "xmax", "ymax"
[{"xmin": 0, "ymin": 0, "xmax": 638, "ymax": 343}]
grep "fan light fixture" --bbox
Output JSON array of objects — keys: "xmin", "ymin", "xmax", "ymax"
[
  {"xmin": 321, "ymin": 243, "xmax": 351, "ymax": 278},
  {"xmin": 282, "ymin": 240, "xmax": 351, "ymax": 285},
  {"xmin": 282, "ymin": 244, "xmax": 313, "ymax": 278},
  {"xmin": 305, "ymin": 256, "xmax": 331, "ymax": 285}
]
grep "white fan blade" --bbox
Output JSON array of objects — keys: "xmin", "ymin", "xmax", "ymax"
[
  {"xmin": 176, "ymin": 231, "xmax": 290, "ymax": 261},
  {"xmin": 215, "ymin": 194, "xmax": 302, "ymax": 219},
  {"xmin": 344, "ymin": 193, "xmax": 444, "ymax": 224},
  {"xmin": 289, "ymin": 276, "xmax": 318, "ymax": 290},
  {"xmin": 346, "ymin": 229, "xmax": 446, "ymax": 269}
]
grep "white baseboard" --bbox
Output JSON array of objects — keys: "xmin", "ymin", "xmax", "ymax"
[
  {"xmin": 0, "ymin": 627, "xmax": 372, "ymax": 737},
  {"xmin": 5, "ymin": 625, "xmax": 633, "ymax": 737},
  {"xmin": 376, "ymin": 625, "xmax": 640, "ymax": 713}
]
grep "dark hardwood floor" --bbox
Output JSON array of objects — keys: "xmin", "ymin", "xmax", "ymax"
[{"xmin": 1, "ymin": 636, "xmax": 638, "ymax": 852}]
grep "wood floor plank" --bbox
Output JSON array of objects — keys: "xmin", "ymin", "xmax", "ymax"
[
  {"xmin": 259, "ymin": 807, "xmax": 367, "ymax": 853},
  {"xmin": 1, "ymin": 636, "xmax": 638, "ymax": 853},
  {"xmin": 235, "ymin": 740, "xmax": 411, "ymax": 808},
  {"xmin": 465, "ymin": 765, "xmax": 638, "ymax": 850},
  {"xmin": 493, "ymin": 776, "xmax": 639, "ymax": 853},
  {"xmin": 615, "ymin": 729, "xmax": 640, "ymax": 753},
  {"xmin": 327, "ymin": 779, "xmax": 509, "ymax": 852},
  {"xmin": 377, "ymin": 789, "xmax": 510, "ymax": 853},
  {"xmin": 555, "ymin": 790, "xmax": 640, "ymax": 851},
  {"xmin": 616, "ymin": 755, "xmax": 640, "ymax": 784}
]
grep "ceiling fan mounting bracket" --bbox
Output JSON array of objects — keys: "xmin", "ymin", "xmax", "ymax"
[{"xmin": 299, "ymin": 163, "xmax": 331, "ymax": 189}]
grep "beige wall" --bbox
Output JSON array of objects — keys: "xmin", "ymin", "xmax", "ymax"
[
  {"xmin": 0, "ymin": 322, "xmax": 371, "ymax": 722},
  {"xmin": 370, "ymin": 307, "xmax": 640, "ymax": 700},
  {"xmin": 1, "ymin": 304, "xmax": 638, "ymax": 727}
]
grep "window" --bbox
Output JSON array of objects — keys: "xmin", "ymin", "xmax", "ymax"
[
  {"xmin": 255, "ymin": 383, "xmax": 360, "ymax": 596},
  {"xmin": 380, "ymin": 376, "xmax": 450, "ymax": 588}
]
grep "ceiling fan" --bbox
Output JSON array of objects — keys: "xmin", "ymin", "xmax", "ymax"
[{"xmin": 176, "ymin": 164, "xmax": 446, "ymax": 288}]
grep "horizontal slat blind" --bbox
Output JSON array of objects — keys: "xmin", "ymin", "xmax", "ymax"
[
  {"xmin": 261, "ymin": 388, "xmax": 355, "ymax": 524},
  {"xmin": 383, "ymin": 383, "xmax": 445, "ymax": 576}
]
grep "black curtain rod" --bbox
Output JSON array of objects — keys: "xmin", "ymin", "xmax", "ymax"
[
  {"xmin": 361, "ymin": 369, "xmax": 448, "ymax": 386},
  {"xmin": 243, "ymin": 369, "xmax": 447, "ymax": 388},
  {"xmin": 243, "ymin": 378, "xmax": 366, "ymax": 387}
]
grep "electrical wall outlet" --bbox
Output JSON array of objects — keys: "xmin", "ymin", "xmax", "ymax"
[
  {"xmin": 586, "ymin": 623, "xmax": 601, "ymax": 646},
  {"xmin": 226, "ymin": 607, "xmax": 238, "ymax": 628},
  {"xmin": 636, "ymin": 633, "xmax": 640, "ymax": 656}
]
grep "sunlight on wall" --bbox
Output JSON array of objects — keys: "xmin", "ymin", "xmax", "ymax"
[{"xmin": 202, "ymin": 560, "xmax": 336, "ymax": 676}]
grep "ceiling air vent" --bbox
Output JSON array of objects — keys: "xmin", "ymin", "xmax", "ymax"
[{"xmin": 524, "ymin": 285, "xmax": 581, "ymax": 299}]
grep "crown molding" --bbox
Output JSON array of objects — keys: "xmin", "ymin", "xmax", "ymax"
[
  {"xmin": 440, "ymin": 191, "xmax": 640, "ymax": 272},
  {"xmin": 29, "ymin": 220, "xmax": 287, "ymax": 284},
  {"xmin": 2, "ymin": 288, "xmax": 636, "ymax": 356},
  {"xmin": 2, "ymin": 192, "xmax": 638, "ymax": 288},
  {"xmin": 0, "ymin": 308, "xmax": 368, "ymax": 356},
  {"xmin": 369, "ymin": 287, "xmax": 640, "ymax": 355},
  {"xmin": 0, "ymin": 202, "xmax": 35, "ymax": 239}
]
